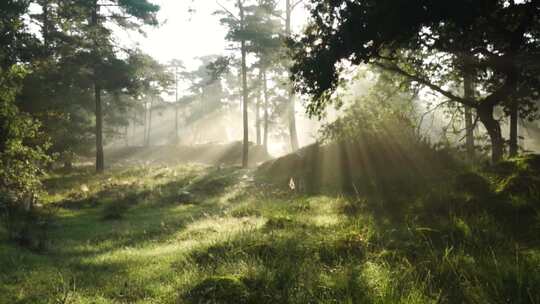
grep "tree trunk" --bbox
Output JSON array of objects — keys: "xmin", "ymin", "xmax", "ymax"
[
  {"xmin": 40, "ymin": 0, "xmax": 50, "ymax": 53},
  {"xmin": 339, "ymin": 140, "xmax": 353, "ymax": 192},
  {"xmin": 509, "ymin": 101, "xmax": 519, "ymax": 157},
  {"xmin": 174, "ymin": 66, "xmax": 179, "ymax": 143},
  {"xmin": 286, "ymin": 0, "xmax": 300, "ymax": 152},
  {"xmin": 478, "ymin": 105, "xmax": 504, "ymax": 163},
  {"xmin": 92, "ymin": 0, "xmax": 104, "ymax": 173},
  {"xmin": 95, "ymin": 83, "xmax": 104, "ymax": 172},
  {"xmin": 124, "ymin": 124, "xmax": 129, "ymax": 147},
  {"xmin": 240, "ymin": 1, "xmax": 249, "ymax": 168},
  {"xmin": 143, "ymin": 103, "xmax": 148, "ymax": 145},
  {"xmin": 263, "ymin": 68, "xmax": 269, "ymax": 153},
  {"xmin": 256, "ymin": 72, "xmax": 261, "ymax": 146},
  {"xmin": 463, "ymin": 68, "xmax": 475, "ymax": 159},
  {"xmin": 146, "ymin": 97, "xmax": 153, "ymax": 146}
]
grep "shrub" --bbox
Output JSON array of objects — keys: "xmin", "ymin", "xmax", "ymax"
[
  {"xmin": 0, "ymin": 65, "xmax": 51, "ymax": 249},
  {"xmin": 497, "ymin": 173, "xmax": 540, "ymax": 200},
  {"xmin": 453, "ymin": 172, "xmax": 492, "ymax": 198},
  {"xmin": 1, "ymin": 196, "xmax": 55, "ymax": 251}
]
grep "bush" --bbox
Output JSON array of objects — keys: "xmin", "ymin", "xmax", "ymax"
[
  {"xmin": 1, "ymin": 196, "xmax": 55, "ymax": 251},
  {"xmin": 453, "ymin": 172, "xmax": 492, "ymax": 198},
  {"xmin": 0, "ymin": 65, "xmax": 51, "ymax": 248},
  {"xmin": 498, "ymin": 173, "xmax": 540, "ymax": 199}
]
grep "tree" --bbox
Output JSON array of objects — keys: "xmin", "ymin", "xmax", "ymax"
[
  {"xmin": 169, "ymin": 59, "xmax": 185, "ymax": 143},
  {"xmin": 0, "ymin": 1, "xmax": 38, "ymax": 69},
  {"xmin": 217, "ymin": 0, "xmax": 256, "ymax": 167},
  {"xmin": 284, "ymin": 0, "xmax": 303, "ymax": 152},
  {"xmin": 245, "ymin": 0, "xmax": 282, "ymax": 152},
  {"xmin": 86, "ymin": 0, "xmax": 159, "ymax": 172},
  {"xmin": 291, "ymin": 0, "xmax": 540, "ymax": 162}
]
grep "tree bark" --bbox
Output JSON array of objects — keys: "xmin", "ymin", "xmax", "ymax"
[
  {"xmin": 95, "ymin": 83, "xmax": 104, "ymax": 172},
  {"xmin": 339, "ymin": 140, "xmax": 353, "ymax": 192},
  {"xmin": 478, "ymin": 105, "xmax": 504, "ymax": 163},
  {"xmin": 146, "ymin": 97, "xmax": 153, "ymax": 146},
  {"xmin": 143, "ymin": 102, "xmax": 148, "ymax": 145},
  {"xmin": 463, "ymin": 68, "xmax": 475, "ymax": 159},
  {"xmin": 286, "ymin": 0, "xmax": 300, "ymax": 152},
  {"xmin": 174, "ymin": 66, "xmax": 179, "ymax": 143},
  {"xmin": 124, "ymin": 124, "xmax": 129, "ymax": 147},
  {"xmin": 256, "ymin": 71, "xmax": 261, "ymax": 146},
  {"xmin": 263, "ymin": 67, "xmax": 269, "ymax": 153},
  {"xmin": 509, "ymin": 101, "xmax": 519, "ymax": 157},
  {"xmin": 40, "ymin": 0, "xmax": 50, "ymax": 53},
  {"xmin": 92, "ymin": 0, "xmax": 104, "ymax": 173},
  {"xmin": 239, "ymin": 0, "xmax": 249, "ymax": 168}
]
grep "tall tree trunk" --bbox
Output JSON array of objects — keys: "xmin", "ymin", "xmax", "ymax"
[
  {"xmin": 509, "ymin": 101, "xmax": 519, "ymax": 157},
  {"xmin": 95, "ymin": 83, "xmax": 104, "ymax": 172},
  {"xmin": 240, "ymin": 1, "xmax": 249, "ymax": 168},
  {"xmin": 339, "ymin": 140, "xmax": 353, "ymax": 192},
  {"xmin": 174, "ymin": 66, "xmax": 179, "ymax": 143},
  {"xmin": 288, "ymin": 95, "xmax": 299, "ymax": 151},
  {"xmin": 263, "ymin": 67, "xmax": 269, "ymax": 153},
  {"xmin": 256, "ymin": 71, "xmax": 261, "ymax": 146},
  {"xmin": 146, "ymin": 97, "xmax": 153, "ymax": 146},
  {"xmin": 143, "ymin": 103, "xmax": 148, "ymax": 145},
  {"xmin": 40, "ymin": 0, "xmax": 50, "ymax": 53},
  {"xmin": 478, "ymin": 105, "xmax": 504, "ymax": 163},
  {"xmin": 92, "ymin": 1, "xmax": 104, "ymax": 173},
  {"xmin": 124, "ymin": 124, "xmax": 129, "ymax": 147},
  {"xmin": 286, "ymin": 0, "xmax": 299, "ymax": 152},
  {"xmin": 463, "ymin": 68, "xmax": 475, "ymax": 159}
]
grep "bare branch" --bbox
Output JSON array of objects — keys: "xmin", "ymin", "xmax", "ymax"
[
  {"xmin": 216, "ymin": 1, "xmax": 240, "ymax": 21},
  {"xmin": 292, "ymin": 0, "xmax": 304, "ymax": 9},
  {"xmin": 372, "ymin": 61, "xmax": 475, "ymax": 107}
]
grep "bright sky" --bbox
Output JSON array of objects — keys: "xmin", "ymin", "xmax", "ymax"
[{"xmin": 122, "ymin": 0, "xmax": 309, "ymax": 69}]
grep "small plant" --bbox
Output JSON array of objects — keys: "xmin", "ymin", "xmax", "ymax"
[
  {"xmin": 263, "ymin": 215, "xmax": 294, "ymax": 230},
  {"xmin": 184, "ymin": 276, "xmax": 249, "ymax": 304},
  {"xmin": 338, "ymin": 197, "xmax": 366, "ymax": 216},
  {"xmin": 102, "ymin": 200, "xmax": 131, "ymax": 220},
  {"xmin": 230, "ymin": 205, "xmax": 261, "ymax": 218}
]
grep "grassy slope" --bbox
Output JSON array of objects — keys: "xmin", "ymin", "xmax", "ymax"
[{"xmin": 1, "ymin": 162, "xmax": 540, "ymax": 304}]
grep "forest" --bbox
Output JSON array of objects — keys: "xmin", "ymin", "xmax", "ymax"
[{"xmin": 1, "ymin": 0, "xmax": 540, "ymax": 303}]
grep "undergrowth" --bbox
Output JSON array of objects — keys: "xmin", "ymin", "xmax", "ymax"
[{"xmin": 0, "ymin": 157, "xmax": 539, "ymax": 303}]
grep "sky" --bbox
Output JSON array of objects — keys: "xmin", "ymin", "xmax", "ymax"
[{"xmin": 121, "ymin": 0, "xmax": 309, "ymax": 70}]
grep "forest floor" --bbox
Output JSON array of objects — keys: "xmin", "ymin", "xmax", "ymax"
[{"xmin": 1, "ymin": 159, "xmax": 540, "ymax": 303}]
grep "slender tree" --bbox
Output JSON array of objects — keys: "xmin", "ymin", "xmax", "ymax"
[
  {"xmin": 86, "ymin": 0, "xmax": 159, "ymax": 172},
  {"xmin": 284, "ymin": 0, "xmax": 302, "ymax": 151}
]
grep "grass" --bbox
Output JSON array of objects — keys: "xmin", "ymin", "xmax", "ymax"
[{"xmin": 1, "ymin": 160, "xmax": 540, "ymax": 303}]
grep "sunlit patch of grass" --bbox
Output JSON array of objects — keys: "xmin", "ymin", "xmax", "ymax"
[{"xmin": 2, "ymin": 161, "xmax": 540, "ymax": 303}]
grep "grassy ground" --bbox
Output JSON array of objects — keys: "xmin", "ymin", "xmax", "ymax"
[{"xmin": 1, "ymin": 161, "xmax": 540, "ymax": 303}]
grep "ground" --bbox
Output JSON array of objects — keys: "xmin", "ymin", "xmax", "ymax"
[{"xmin": 1, "ymin": 161, "xmax": 540, "ymax": 304}]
